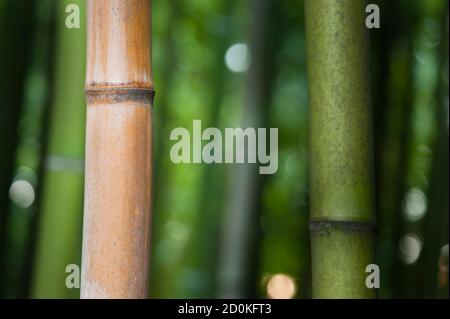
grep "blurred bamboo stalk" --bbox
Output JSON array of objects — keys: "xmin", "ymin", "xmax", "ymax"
[
  {"xmin": 0, "ymin": 1, "xmax": 36, "ymax": 290},
  {"xmin": 81, "ymin": 0, "xmax": 154, "ymax": 298},
  {"xmin": 305, "ymin": 0, "xmax": 376, "ymax": 298},
  {"xmin": 420, "ymin": 7, "xmax": 449, "ymax": 298},
  {"xmin": 218, "ymin": 0, "xmax": 273, "ymax": 298},
  {"xmin": 31, "ymin": 0, "xmax": 85, "ymax": 298},
  {"xmin": 373, "ymin": 1, "xmax": 416, "ymax": 297}
]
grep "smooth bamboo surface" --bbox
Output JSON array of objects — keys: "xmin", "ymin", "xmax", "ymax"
[{"xmin": 81, "ymin": 0, "xmax": 153, "ymax": 299}]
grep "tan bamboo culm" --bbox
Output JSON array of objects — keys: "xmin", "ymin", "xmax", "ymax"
[{"xmin": 81, "ymin": 0, "xmax": 153, "ymax": 298}]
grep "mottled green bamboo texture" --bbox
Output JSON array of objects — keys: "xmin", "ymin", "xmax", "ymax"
[
  {"xmin": 305, "ymin": 0, "xmax": 376, "ymax": 298},
  {"xmin": 310, "ymin": 223, "xmax": 375, "ymax": 298}
]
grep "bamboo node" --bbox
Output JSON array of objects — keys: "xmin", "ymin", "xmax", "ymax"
[
  {"xmin": 309, "ymin": 220, "xmax": 376, "ymax": 235},
  {"xmin": 85, "ymin": 87, "xmax": 155, "ymax": 105}
]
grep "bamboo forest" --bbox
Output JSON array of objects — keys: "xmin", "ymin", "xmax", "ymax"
[{"xmin": 0, "ymin": 0, "xmax": 448, "ymax": 300}]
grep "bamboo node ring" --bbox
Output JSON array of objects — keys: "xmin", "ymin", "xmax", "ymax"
[{"xmin": 85, "ymin": 87, "xmax": 155, "ymax": 105}]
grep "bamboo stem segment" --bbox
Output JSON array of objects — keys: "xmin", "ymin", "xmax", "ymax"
[
  {"xmin": 305, "ymin": 0, "xmax": 376, "ymax": 298},
  {"xmin": 81, "ymin": 0, "xmax": 153, "ymax": 299}
]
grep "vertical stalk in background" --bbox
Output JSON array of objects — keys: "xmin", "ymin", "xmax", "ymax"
[
  {"xmin": 31, "ymin": 0, "xmax": 85, "ymax": 299},
  {"xmin": 218, "ymin": 0, "xmax": 274, "ymax": 298},
  {"xmin": 419, "ymin": 7, "xmax": 449, "ymax": 298},
  {"xmin": 81, "ymin": 0, "xmax": 154, "ymax": 298},
  {"xmin": 150, "ymin": 0, "xmax": 179, "ymax": 297},
  {"xmin": 372, "ymin": 0, "xmax": 417, "ymax": 296},
  {"xmin": 0, "ymin": 1, "xmax": 36, "ymax": 284},
  {"xmin": 305, "ymin": 0, "xmax": 376, "ymax": 298}
]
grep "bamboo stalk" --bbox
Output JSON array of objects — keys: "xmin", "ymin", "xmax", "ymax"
[
  {"xmin": 32, "ymin": 0, "xmax": 85, "ymax": 298},
  {"xmin": 81, "ymin": 0, "xmax": 153, "ymax": 299},
  {"xmin": 218, "ymin": 0, "xmax": 273, "ymax": 298},
  {"xmin": 305, "ymin": 0, "xmax": 376, "ymax": 298}
]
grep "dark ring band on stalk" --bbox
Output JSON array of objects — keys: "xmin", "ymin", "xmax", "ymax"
[
  {"xmin": 85, "ymin": 87, "xmax": 155, "ymax": 105},
  {"xmin": 309, "ymin": 220, "xmax": 377, "ymax": 234}
]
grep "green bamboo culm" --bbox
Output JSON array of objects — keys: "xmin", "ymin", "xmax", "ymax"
[
  {"xmin": 305, "ymin": 0, "xmax": 376, "ymax": 298},
  {"xmin": 31, "ymin": 0, "xmax": 86, "ymax": 298}
]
